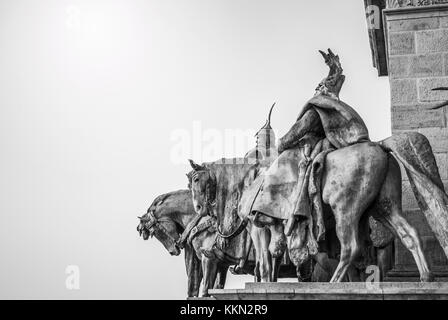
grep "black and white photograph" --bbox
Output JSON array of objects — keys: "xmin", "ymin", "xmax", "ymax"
[{"xmin": 2, "ymin": 0, "xmax": 448, "ymax": 309}]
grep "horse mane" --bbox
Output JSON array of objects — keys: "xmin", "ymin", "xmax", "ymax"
[
  {"xmin": 203, "ymin": 158, "xmax": 258, "ymax": 235},
  {"xmin": 147, "ymin": 189, "xmax": 191, "ymax": 214}
]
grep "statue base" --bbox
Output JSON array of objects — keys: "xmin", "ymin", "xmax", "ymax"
[{"xmin": 199, "ymin": 282, "xmax": 448, "ymax": 300}]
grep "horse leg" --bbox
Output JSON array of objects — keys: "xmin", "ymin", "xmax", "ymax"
[
  {"xmin": 214, "ymin": 264, "xmax": 228, "ymax": 289},
  {"xmin": 324, "ymin": 190, "xmax": 364, "ymax": 283},
  {"xmin": 269, "ymin": 221, "xmax": 287, "ymax": 282},
  {"xmin": 372, "ymin": 153, "xmax": 433, "ymax": 282},
  {"xmin": 184, "ymin": 244, "xmax": 202, "ymax": 297},
  {"xmin": 250, "ymin": 225, "xmax": 261, "ymax": 282},
  {"xmin": 330, "ymin": 215, "xmax": 360, "ymax": 282},
  {"xmin": 201, "ymin": 256, "xmax": 218, "ymax": 297},
  {"xmin": 254, "ymin": 261, "xmax": 261, "ymax": 282},
  {"xmin": 379, "ymin": 211, "xmax": 433, "ymax": 282},
  {"xmin": 260, "ymin": 228, "xmax": 273, "ymax": 282},
  {"xmin": 377, "ymin": 244, "xmax": 394, "ymax": 281},
  {"xmin": 250, "ymin": 225, "xmax": 268, "ymax": 282},
  {"xmin": 253, "ymin": 226, "xmax": 272, "ymax": 282},
  {"xmin": 323, "ymin": 143, "xmax": 388, "ymax": 283},
  {"xmin": 347, "ymin": 266, "xmax": 361, "ymax": 282},
  {"xmin": 330, "ymin": 213, "xmax": 369, "ymax": 283},
  {"xmin": 272, "ymin": 255, "xmax": 283, "ymax": 282},
  {"xmin": 389, "ymin": 214, "xmax": 432, "ymax": 281}
]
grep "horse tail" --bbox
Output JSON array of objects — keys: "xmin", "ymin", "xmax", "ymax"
[
  {"xmin": 379, "ymin": 132, "xmax": 448, "ymax": 258},
  {"xmin": 379, "ymin": 132, "xmax": 444, "ymax": 190}
]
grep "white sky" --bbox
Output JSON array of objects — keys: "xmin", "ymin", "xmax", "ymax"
[{"xmin": 0, "ymin": 0, "xmax": 390, "ymax": 299}]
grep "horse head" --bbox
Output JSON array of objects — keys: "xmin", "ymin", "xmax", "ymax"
[
  {"xmin": 137, "ymin": 192, "xmax": 184, "ymax": 256},
  {"xmin": 187, "ymin": 159, "xmax": 216, "ymax": 216},
  {"xmin": 187, "ymin": 158, "xmax": 259, "ymax": 244}
]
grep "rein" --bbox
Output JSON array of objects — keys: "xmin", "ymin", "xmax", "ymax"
[
  {"xmin": 217, "ymin": 179, "xmax": 263, "ymax": 240},
  {"xmin": 189, "ymin": 165, "xmax": 261, "ymax": 253},
  {"xmin": 141, "ymin": 211, "xmax": 179, "ymax": 246},
  {"xmin": 144, "ymin": 209, "xmax": 217, "ymax": 250},
  {"xmin": 191, "ymin": 166, "xmax": 263, "ymax": 242}
]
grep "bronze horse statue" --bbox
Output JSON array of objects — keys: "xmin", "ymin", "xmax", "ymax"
[
  {"xmin": 186, "ymin": 157, "xmax": 290, "ymax": 283},
  {"xmin": 136, "ymin": 189, "xmax": 252, "ymax": 297},
  {"xmin": 187, "ymin": 49, "xmax": 448, "ymax": 283},
  {"xmin": 188, "ymin": 134, "xmax": 442, "ymax": 283}
]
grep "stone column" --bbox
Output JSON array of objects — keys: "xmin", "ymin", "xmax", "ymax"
[{"xmin": 383, "ymin": 3, "xmax": 448, "ymax": 280}]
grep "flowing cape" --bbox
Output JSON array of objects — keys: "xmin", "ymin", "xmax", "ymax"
[
  {"xmin": 380, "ymin": 132, "xmax": 448, "ymax": 258},
  {"xmin": 242, "ymin": 95, "xmax": 370, "ymax": 222},
  {"xmin": 299, "ymin": 95, "xmax": 370, "ymax": 148}
]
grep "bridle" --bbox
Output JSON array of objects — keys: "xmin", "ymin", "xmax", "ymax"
[
  {"xmin": 189, "ymin": 166, "xmax": 257, "ymax": 242},
  {"xmin": 216, "ymin": 177, "xmax": 263, "ymax": 241},
  {"xmin": 188, "ymin": 169, "xmax": 217, "ymax": 209},
  {"xmin": 139, "ymin": 210, "xmax": 179, "ymax": 247}
]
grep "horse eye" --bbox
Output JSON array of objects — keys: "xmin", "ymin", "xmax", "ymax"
[{"xmin": 194, "ymin": 178, "xmax": 199, "ymax": 183}]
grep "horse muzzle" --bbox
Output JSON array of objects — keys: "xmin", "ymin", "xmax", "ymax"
[
  {"xmin": 169, "ymin": 244, "xmax": 181, "ymax": 256},
  {"xmin": 137, "ymin": 223, "xmax": 151, "ymax": 240}
]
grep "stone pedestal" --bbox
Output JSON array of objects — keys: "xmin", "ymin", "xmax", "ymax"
[
  {"xmin": 381, "ymin": 3, "xmax": 448, "ymax": 279},
  {"xmin": 204, "ymin": 282, "xmax": 448, "ymax": 300}
]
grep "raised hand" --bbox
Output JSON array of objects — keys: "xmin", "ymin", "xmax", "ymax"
[{"xmin": 316, "ymin": 48, "xmax": 345, "ymax": 98}]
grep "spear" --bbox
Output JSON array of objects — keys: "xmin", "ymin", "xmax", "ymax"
[{"xmin": 425, "ymin": 87, "xmax": 448, "ymax": 110}]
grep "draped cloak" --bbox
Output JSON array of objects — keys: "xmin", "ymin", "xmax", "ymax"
[
  {"xmin": 240, "ymin": 95, "xmax": 448, "ymax": 262},
  {"xmin": 240, "ymin": 95, "xmax": 371, "ymax": 243}
]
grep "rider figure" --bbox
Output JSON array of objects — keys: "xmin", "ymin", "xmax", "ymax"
[
  {"xmin": 277, "ymin": 49, "xmax": 369, "ymax": 157},
  {"xmin": 245, "ymin": 103, "xmax": 277, "ymax": 167},
  {"xmin": 248, "ymin": 49, "xmax": 371, "ymax": 278}
]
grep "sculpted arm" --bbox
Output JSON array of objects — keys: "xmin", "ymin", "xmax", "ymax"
[
  {"xmin": 316, "ymin": 49, "xmax": 345, "ymax": 99},
  {"xmin": 277, "ymin": 49, "xmax": 345, "ymax": 154},
  {"xmin": 277, "ymin": 108, "xmax": 321, "ymax": 154}
]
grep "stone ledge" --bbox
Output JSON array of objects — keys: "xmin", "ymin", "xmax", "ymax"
[
  {"xmin": 386, "ymin": 269, "xmax": 448, "ymax": 280},
  {"xmin": 384, "ymin": 4, "xmax": 448, "ymax": 18},
  {"xmin": 388, "ymin": 17, "xmax": 440, "ymax": 32},
  {"xmin": 382, "ymin": 4, "xmax": 448, "ymax": 76},
  {"xmin": 207, "ymin": 282, "xmax": 448, "ymax": 300}
]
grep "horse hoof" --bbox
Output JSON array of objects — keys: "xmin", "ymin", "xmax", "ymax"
[{"xmin": 420, "ymin": 272, "xmax": 434, "ymax": 282}]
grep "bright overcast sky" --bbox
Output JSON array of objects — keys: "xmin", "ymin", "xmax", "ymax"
[{"xmin": 0, "ymin": 0, "xmax": 390, "ymax": 299}]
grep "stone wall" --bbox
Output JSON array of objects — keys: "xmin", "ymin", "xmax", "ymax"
[{"xmin": 384, "ymin": 5, "xmax": 448, "ymax": 277}]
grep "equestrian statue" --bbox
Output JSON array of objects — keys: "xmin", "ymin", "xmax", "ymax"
[
  {"xmin": 140, "ymin": 49, "xmax": 448, "ymax": 296},
  {"xmin": 187, "ymin": 49, "xmax": 448, "ymax": 285}
]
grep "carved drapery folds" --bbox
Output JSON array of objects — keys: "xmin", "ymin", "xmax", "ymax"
[{"xmin": 387, "ymin": 0, "xmax": 448, "ymax": 8}]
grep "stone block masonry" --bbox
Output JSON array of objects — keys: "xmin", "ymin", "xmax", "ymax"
[
  {"xmin": 204, "ymin": 282, "xmax": 448, "ymax": 300},
  {"xmin": 384, "ymin": 5, "xmax": 448, "ymax": 276}
]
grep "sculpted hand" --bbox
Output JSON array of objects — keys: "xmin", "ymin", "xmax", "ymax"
[
  {"xmin": 317, "ymin": 48, "xmax": 345, "ymax": 98},
  {"xmin": 319, "ymin": 49, "xmax": 343, "ymax": 80}
]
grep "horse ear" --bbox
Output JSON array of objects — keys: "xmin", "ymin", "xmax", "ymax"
[{"xmin": 188, "ymin": 159, "xmax": 204, "ymax": 171}]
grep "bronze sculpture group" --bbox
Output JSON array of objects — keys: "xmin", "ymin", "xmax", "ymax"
[{"xmin": 137, "ymin": 49, "xmax": 448, "ymax": 297}]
